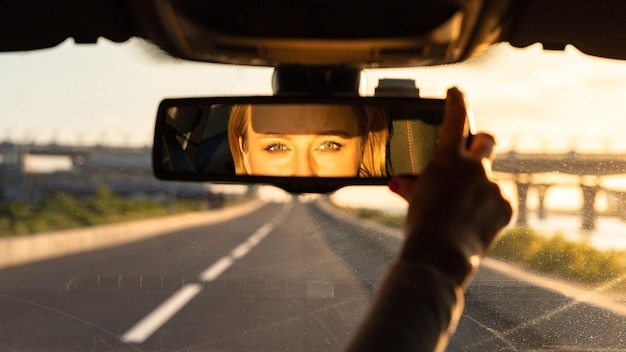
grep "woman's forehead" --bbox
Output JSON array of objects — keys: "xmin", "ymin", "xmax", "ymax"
[{"xmin": 249, "ymin": 104, "xmax": 360, "ymax": 135}]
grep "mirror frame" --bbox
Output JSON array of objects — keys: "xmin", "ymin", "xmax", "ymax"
[{"xmin": 153, "ymin": 95, "xmax": 444, "ymax": 193}]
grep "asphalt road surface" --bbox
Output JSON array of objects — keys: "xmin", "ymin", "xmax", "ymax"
[{"xmin": 1, "ymin": 198, "xmax": 625, "ymax": 351}]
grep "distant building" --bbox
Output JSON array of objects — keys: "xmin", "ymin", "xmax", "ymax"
[{"xmin": 0, "ymin": 142, "xmax": 236, "ymax": 203}]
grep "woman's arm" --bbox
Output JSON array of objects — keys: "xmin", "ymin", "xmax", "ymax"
[{"xmin": 345, "ymin": 87, "xmax": 513, "ymax": 352}]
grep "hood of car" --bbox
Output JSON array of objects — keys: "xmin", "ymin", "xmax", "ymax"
[{"xmin": 1, "ymin": 0, "xmax": 625, "ymax": 67}]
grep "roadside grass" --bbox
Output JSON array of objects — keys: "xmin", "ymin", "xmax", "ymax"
[
  {"xmin": 490, "ymin": 227, "xmax": 626, "ymax": 285},
  {"xmin": 0, "ymin": 187, "xmax": 241, "ymax": 237},
  {"xmin": 338, "ymin": 205, "xmax": 626, "ymax": 288},
  {"xmin": 338, "ymin": 207, "xmax": 405, "ymax": 229}
]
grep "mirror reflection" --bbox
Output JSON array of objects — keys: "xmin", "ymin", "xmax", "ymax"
[
  {"xmin": 229, "ymin": 104, "xmax": 389, "ymax": 177},
  {"xmin": 155, "ymin": 99, "xmax": 442, "ymax": 180}
]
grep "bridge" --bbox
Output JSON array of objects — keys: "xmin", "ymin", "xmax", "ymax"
[
  {"xmin": 493, "ymin": 151, "xmax": 626, "ymax": 230},
  {"xmin": 493, "ymin": 151, "xmax": 626, "ymax": 176}
]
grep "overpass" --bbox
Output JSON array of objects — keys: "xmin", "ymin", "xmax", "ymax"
[
  {"xmin": 493, "ymin": 151, "xmax": 626, "ymax": 230},
  {"xmin": 493, "ymin": 151, "xmax": 626, "ymax": 176}
]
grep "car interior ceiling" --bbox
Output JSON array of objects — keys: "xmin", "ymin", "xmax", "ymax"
[{"xmin": 1, "ymin": 1, "xmax": 625, "ymax": 63}]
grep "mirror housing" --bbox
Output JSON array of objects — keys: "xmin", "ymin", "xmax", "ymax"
[{"xmin": 153, "ymin": 96, "xmax": 445, "ymax": 193}]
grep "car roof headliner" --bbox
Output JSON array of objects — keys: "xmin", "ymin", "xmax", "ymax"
[{"xmin": 0, "ymin": 0, "xmax": 625, "ymax": 65}]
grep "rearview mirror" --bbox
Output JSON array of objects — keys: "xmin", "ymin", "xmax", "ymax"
[{"xmin": 153, "ymin": 96, "xmax": 444, "ymax": 193}]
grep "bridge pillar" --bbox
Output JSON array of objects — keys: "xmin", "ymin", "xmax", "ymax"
[
  {"xmin": 0, "ymin": 143, "xmax": 25, "ymax": 202},
  {"xmin": 536, "ymin": 185, "xmax": 548, "ymax": 219},
  {"xmin": 581, "ymin": 185, "xmax": 599, "ymax": 231},
  {"xmin": 516, "ymin": 182, "xmax": 530, "ymax": 227}
]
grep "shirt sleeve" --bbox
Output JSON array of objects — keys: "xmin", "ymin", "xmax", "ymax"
[{"xmin": 344, "ymin": 261, "xmax": 464, "ymax": 352}]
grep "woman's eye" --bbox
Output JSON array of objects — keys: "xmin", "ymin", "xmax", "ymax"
[
  {"xmin": 264, "ymin": 143, "xmax": 288, "ymax": 152},
  {"xmin": 318, "ymin": 141, "xmax": 343, "ymax": 151}
]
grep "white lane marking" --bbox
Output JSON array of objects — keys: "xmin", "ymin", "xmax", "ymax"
[
  {"xmin": 230, "ymin": 223, "xmax": 274, "ymax": 259},
  {"xmin": 198, "ymin": 256, "xmax": 235, "ymax": 282},
  {"xmin": 121, "ymin": 283, "xmax": 202, "ymax": 344},
  {"xmin": 120, "ymin": 201, "xmax": 293, "ymax": 344},
  {"xmin": 199, "ymin": 222, "xmax": 274, "ymax": 281}
]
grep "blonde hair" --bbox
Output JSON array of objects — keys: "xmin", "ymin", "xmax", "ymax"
[
  {"xmin": 228, "ymin": 104, "xmax": 389, "ymax": 177},
  {"xmin": 354, "ymin": 105, "xmax": 389, "ymax": 177},
  {"xmin": 228, "ymin": 104, "xmax": 252, "ymax": 175}
]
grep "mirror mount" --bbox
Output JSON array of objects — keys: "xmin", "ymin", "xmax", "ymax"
[{"xmin": 272, "ymin": 66, "xmax": 361, "ymax": 97}]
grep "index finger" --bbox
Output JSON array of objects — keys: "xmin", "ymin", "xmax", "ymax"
[{"xmin": 436, "ymin": 87, "xmax": 468, "ymax": 156}]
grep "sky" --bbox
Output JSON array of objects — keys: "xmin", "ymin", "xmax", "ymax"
[
  {"xmin": 0, "ymin": 39, "xmax": 274, "ymax": 146},
  {"xmin": 2, "ymin": 38, "xmax": 626, "ymax": 153},
  {"xmin": 364, "ymin": 44, "xmax": 626, "ymax": 153}
]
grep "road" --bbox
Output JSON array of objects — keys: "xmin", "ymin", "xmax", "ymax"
[{"xmin": 1, "ymin": 198, "xmax": 625, "ymax": 351}]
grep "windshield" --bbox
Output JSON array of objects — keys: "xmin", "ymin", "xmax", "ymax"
[{"xmin": 2, "ymin": 39, "xmax": 626, "ymax": 351}]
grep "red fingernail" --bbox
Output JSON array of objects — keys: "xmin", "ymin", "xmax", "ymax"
[{"xmin": 388, "ymin": 180, "xmax": 400, "ymax": 194}]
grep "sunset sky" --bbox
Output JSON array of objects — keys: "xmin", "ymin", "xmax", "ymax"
[{"xmin": 2, "ymin": 39, "xmax": 626, "ymax": 152}]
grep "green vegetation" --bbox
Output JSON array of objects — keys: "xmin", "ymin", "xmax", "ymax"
[
  {"xmin": 339, "ymin": 205, "xmax": 626, "ymax": 287},
  {"xmin": 491, "ymin": 228, "xmax": 626, "ymax": 285},
  {"xmin": 0, "ymin": 187, "xmax": 228, "ymax": 237},
  {"xmin": 339, "ymin": 207, "xmax": 405, "ymax": 229}
]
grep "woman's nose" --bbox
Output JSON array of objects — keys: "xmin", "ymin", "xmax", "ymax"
[{"xmin": 292, "ymin": 150, "xmax": 315, "ymax": 177}]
